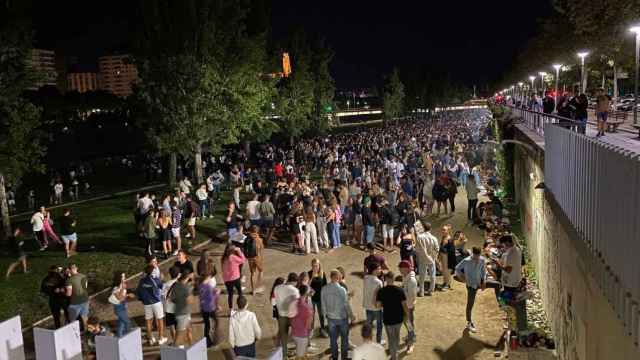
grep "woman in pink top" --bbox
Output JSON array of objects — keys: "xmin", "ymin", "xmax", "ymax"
[
  {"xmin": 221, "ymin": 244, "xmax": 246, "ymax": 310},
  {"xmin": 291, "ymin": 285, "xmax": 313, "ymax": 359},
  {"xmin": 43, "ymin": 210, "xmax": 61, "ymax": 245}
]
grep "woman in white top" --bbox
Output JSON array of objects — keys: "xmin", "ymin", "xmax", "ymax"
[{"xmin": 109, "ymin": 272, "xmax": 134, "ymax": 337}]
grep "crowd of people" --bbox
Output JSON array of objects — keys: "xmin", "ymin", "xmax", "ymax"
[{"xmin": 22, "ymin": 108, "xmax": 533, "ymax": 359}]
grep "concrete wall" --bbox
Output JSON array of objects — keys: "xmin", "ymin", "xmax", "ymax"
[{"xmin": 512, "ymin": 127, "xmax": 639, "ymax": 360}]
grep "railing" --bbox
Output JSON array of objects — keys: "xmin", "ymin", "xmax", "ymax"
[
  {"xmin": 545, "ymin": 123, "xmax": 640, "ymax": 341},
  {"xmin": 506, "ymin": 105, "xmax": 580, "ymax": 137}
]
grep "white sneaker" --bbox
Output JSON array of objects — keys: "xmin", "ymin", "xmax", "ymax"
[
  {"xmin": 157, "ymin": 337, "xmax": 168, "ymax": 345},
  {"xmin": 171, "ymin": 250, "xmax": 179, "ymax": 256},
  {"xmin": 466, "ymin": 322, "xmax": 477, "ymax": 333},
  {"xmin": 241, "ymin": 275, "xmax": 246, "ymax": 283},
  {"xmin": 148, "ymin": 338, "xmax": 157, "ymax": 346}
]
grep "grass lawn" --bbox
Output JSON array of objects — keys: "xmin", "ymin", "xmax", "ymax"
[{"xmin": 0, "ymin": 189, "xmax": 233, "ymax": 326}]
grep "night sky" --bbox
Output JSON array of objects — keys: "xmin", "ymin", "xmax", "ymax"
[{"xmin": 33, "ymin": 0, "xmax": 551, "ymax": 90}]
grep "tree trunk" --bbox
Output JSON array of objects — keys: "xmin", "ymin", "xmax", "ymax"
[
  {"xmin": 168, "ymin": 153, "xmax": 177, "ymax": 188},
  {"xmin": 194, "ymin": 143, "xmax": 204, "ymax": 185},
  {"xmin": 289, "ymin": 135, "xmax": 294, "ymax": 147},
  {"xmin": 613, "ymin": 65, "xmax": 619, "ymax": 106},
  {"xmin": 243, "ymin": 140, "xmax": 251, "ymax": 158},
  {"xmin": 0, "ymin": 173, "xmax": 12, "ymax": 243},
  {"xmin": 601, "ymin": 72, "xmax": 605, "ymax": 91}
]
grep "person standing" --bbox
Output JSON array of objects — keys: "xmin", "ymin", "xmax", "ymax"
[
  {"xmin": 195, "ymin": 184, "xmax": 209, "ymax": 219},
  {"xmin": 321, "ymin": 269, "xmax": 355, "ymax": 360},
  {"xmin": 595, "ymin": 88, "xmax": 611, "ymax": 137},
  {"xmin": 274, "ymin": 272, "xmax": 300, "ymax": 359},
  {"xmin": 170, "ymin": 269, "xmax": 194, "ymax": 346},
  {"xmin": 352, "ymin": 324, "xmax": 386, "ymax": 360},
  {"xmin": 31, "ymin": 206, "xmax": 47, "ymax": 251},
  {"xmin": 399, "ymin": 261, "xmax": 417, "ymax": 354},
  {"xmin": 221, "ymin": 244, "xmax": 246, "ymax": 310},
  {"xmin": 438, "ymin": 224, "xmax": 454, "ymax": 291},
  {"xmin": 198, "ymin": 268, "xmax": 219, "ymax": 347},
  {"xmin": 65, "ymin": 264, "xmax": 89, "ymax": 331},
  {"xmin": 376, "ymin": 271, "xmax": 408, "ymax": 360},
  {"xmin": 363, "ymin": 262, "xmax": 384, "ymax": 344},
  {"xmin": 229, "ymin": 296, "xmax": 262, "ymax": 358},
  {"xmin": 465, "ymin": 175, "xmax": 479, "ymax": 223},
  {"xmin": 108, "ymin": 272, "xmax": 133, "ymax": 338},
  {"xmin": 498, "ymin": 235, "xmax": 527, "ymax": 331},
  {"xmin": 59, "ymin": 209, "xmax": 78, "ymax": 258},
  {"xmin": 162, "ymin": 266, "xmax": 181, "ymax": 341},
  {"xmin": 415, "ymin": 222, "xmax": 439, "ymax": 296},
  {"xmin": 361, "ymin": 198, "xmax": 376, "ymax": 247},
  {"xmin": 303, "ymin": 207, "xmax": 319, "ymax": 254},
  {"xmin": 454, "ymin": 246, "xmax": 487, "ymax": 333},
  {"xmin": 259, "ymin": 194, "xmax": 276, "ymax": 246},
  {"xmin": 246, "ymin": 193, "xmax": 262, "ymax": 228},
  {"xmin": 291, "ymin": 285, "xmax": 313, "ymax": 360},
  {"xmin": 136, "ymin": 265, "xmax": 168, "ymax": 345},
  {"xmin": 143, "ymin": 208, "xmax": 157, "ymax": 256},
  {"xmin": 308, "ymin": 258, "xmax": 328, "ymax": 338},
  {"xmin": 40, "ymin": 265, "xmax": 69, "ymax": 328},
  {"xmin": 171, "ymin": 201, "xmax": 182, "ymax": 255}
]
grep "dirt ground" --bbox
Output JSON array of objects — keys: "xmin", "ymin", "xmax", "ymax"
[{"xmin": 23, "ymin": 191, "xmax": 556, "ymax": 360}]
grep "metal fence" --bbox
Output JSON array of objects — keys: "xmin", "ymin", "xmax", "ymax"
[
  {"xmin": 544, "ymin": 123, "xmax": 640, "ymax": 341},
  {"xmin": 505, "ymin": 105, "xmax": 580, "ymax": 137}
]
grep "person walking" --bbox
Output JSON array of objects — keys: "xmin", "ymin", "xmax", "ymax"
[
  {"xmin": 363, "ymin": 262, "xmax": 384, "ymax": 344},
  {"xmin": 5, "ymin": 228, "xmax": 28, "ymax": 278},
  {"xmin": 376, "ymin": 271, "xmax": 408, "ymax": 360},
  {"xmin": 415, "ymin": 221, "xmax": 439, "ymax": 296},
  {"xmin": 352, "ymin": 324, "xmax": 386, "ymax": 360},
  {"xmin": 143, "ymin": 208, "xmax": 157, "ymax": 256},
  {"xmin": 221, "ymin": 244, "xmax": 246, "ymax": 310},
  {"xmin": 169, "ymin": 269, "xmax": 194, "ymax": 346},
  {"xmin": 136, "ymin": 265, "xmax": 168, "ymax": 345},
  {"xmin": 245, "ymin": 226, "xmax": 265, "ymax": 294},
  {"xmin": 438, "ymin": 224, "xmax": 454, "ymax": 291},
  {"xmin": 321, "ymin": 269, "xmax": 355, "ymax": 360},
  {"xmin": 454, "ymin": 246, "xmax": 487, "ymax": 333},
  {"xmin": 274, "ymin": 272, "xmax": 300, "ymax": 359},
  {"xmin": 229, "ymin": 296, "xmax": 262, "ymax": 358},
  {"xmin": 108, "ymin": 271, "xmax": 133, "ymax": 338},
  {"xmin": 399, "ymin": 261, "xmax": 417, "ymax": 354},
  {"xmin": 466, "ymin": 175, "xmax": 479, "ymax": 223}
]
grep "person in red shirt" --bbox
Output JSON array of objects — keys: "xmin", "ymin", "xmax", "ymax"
[{"xmin": 274, "ymin": 162, "xmax": 284, "ymax": 178}]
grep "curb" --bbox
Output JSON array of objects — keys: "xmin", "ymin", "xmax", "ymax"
[
  {"xmin": 10, "ymin": 184, "xmax": 167, "ymax": 219},
  {"xmin": 23, "ymin": 236, "xmax": 217, "ymax": 333}
]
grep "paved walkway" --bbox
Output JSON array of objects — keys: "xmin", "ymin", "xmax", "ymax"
[{"xmin": 69, "ymin": 192, "xmax": 552, "ymax": 359}]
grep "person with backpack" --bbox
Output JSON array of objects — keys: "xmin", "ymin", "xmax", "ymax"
[{"xmin": 136, "ymin": 265, "xmax": 167, "ymax": 345}]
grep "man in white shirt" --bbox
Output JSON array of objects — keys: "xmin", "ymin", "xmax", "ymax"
[
  {"xmin": 31, "ymin": 207, "xmax": 47, "ymax": 250},
  {"xmin": 498, "ymin": 234, "xmax": 526, "ymax": 331},
  {"xmin": 178, "ymin": 177, "xmax": 192, "ymax": 195},
  {"xmin": 229, "ymin": 296, "xmax": 261, "ymax": 358},
  {"xmin": 53, "ymin": 181, "xmax": 63, "ymax": 204},
  {"xmin": 363, "ymin": 262, "xmax": 384, "ymax": 344},
  {"xmin": 245, "ymin": 193, "xmax": 262, "ymax": 228},
  {"xmin": 352, "ymin": 324, "xmax": 386, "ymax": 360},
  {"xmin": 415, "ymin": 221, "xmax": 439, "ymax": 296},
  {"xmin": 274, "ymin": 273, "xmax": 300, "ymax": 359}
]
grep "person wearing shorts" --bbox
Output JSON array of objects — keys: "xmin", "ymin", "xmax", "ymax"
[
  {"xmin": 595, "ymin": 89, "xmax": 611, "ymax": 137},
  {"xmin": 170, "ymin": 269, "xmax": 194, "ymax": 346},
  {"xmin": 136, "ymin": 265, "xmax": 167, "ymax": 345},
  {"xmin": 246, "ymin": 227, "xmax": 264, "ymax": 294},
  {"xmin": 162, "ymin": 266, "xmax": 181, "ymax": 340},
  {"xmin": 59, "ymin": 209, "xmax": 77, "ymax": 258},
  {"xmin": 65, "ymin": 264, "xmax": 89, "ymax": 331}
]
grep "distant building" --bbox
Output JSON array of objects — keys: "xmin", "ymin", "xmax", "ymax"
[
  {"xmin": 98, "ymin": 54, "xmax": 138, "ymax": 97},
  {"xmin": 67, "ymin": 72, "xmax": 99, "ymax": 93},
  {"xmin": 29, "ymin": 49, "xmax": 57, "ymax": 88}
]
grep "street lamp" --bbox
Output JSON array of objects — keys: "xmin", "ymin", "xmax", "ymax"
[
  {"xmin": 518, "ymin": 82, "xmax": 524, "ymax": 105},
  {"xmin": 630, "ymin": 26, "xmax": 640, "ymax": 127},
  {"xmin": 539, "ymin": 72, "xmax": 547, "ymax": 94},
  {"xmin": 577, "ymin": 51, "xmax": 589, "ymax": 94},
  {"xmin": 529, "ymin": 75, "xmax": 536, "ymax": 95},
  {"xmin": 553, "ymin": 64, "xmax": 562, "ymax": 112}
]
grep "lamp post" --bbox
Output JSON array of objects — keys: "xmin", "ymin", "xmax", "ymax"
[
  {"xmin": 577, "ymin": 51, "xmax": 589, "ymax": 94},
  {"xmin": 518, "ymin": 82, "xmax": 524, "ymax": 105},
  {"xmin": 529, "ymin": 75, "xmax": 536, "ymax": 95},
  {"xmin": 630, "ymin": 26, "xmax": 640, "ymax": 127},
  {"xmin": 553, "ymin": 64, "xmax": 562, "ymax": 112},
  {"xmin": 539, "ymin": 72, "xmax": 547, "ymax": 94}
]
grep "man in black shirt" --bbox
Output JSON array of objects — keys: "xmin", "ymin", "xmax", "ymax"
[
  {"xmin": 5, "ymin": 228, "xmax": 28, "ymax": 278},
  {"xmin": 361, "ymin": 199, "xmax": 375, "ymax": 248},
  {"xmin": 376, "ymin": 271, "xmax": 409, "ymax": 360},
  {"xmin": 174, "ymin": 250, "xmax": 194, "ymax": 279},
  {"xmin": 59, "ymin": 208, "xmax": 78, "ymax": 258}
]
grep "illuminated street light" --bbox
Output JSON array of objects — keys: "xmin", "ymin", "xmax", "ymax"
[
  {"xmin": 630, "ymin": 26, "xmax": 640, "ymax": 128},
  {"xmin": 577, "ymin": 51, "xmax": 589, "ymax": 94},
  {"xmin": 539, "ymin": 72, "xmax": 547, "ymax": 93},
  {"xmin": 529, "ymin": 75, "xmax": 536, "ymax": 95},
  {"xmin": 552, "ymin": 64, "xmax": 562, "ymax": 112}
]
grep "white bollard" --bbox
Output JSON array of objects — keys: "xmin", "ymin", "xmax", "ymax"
[
  {"xmin": 160, "ymin": 338, "xmax": 207, "ymax": 360},
  {"xmin": 95, "ymin": 328, "xmax": 143, "ymax": 360},
  {"xmin": 33, "ymin": 321, "xmax": 83, "ymax": 360},
  {"xmin": 0, "ymin": 316, "xmax": 25, "ymax": 360}
]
